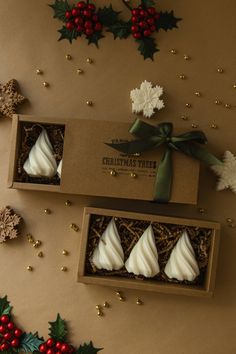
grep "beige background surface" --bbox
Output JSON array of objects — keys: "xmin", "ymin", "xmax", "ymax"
[{"xmin": 0, "ymin": 0, "xmax": 236, "ymax": 353}]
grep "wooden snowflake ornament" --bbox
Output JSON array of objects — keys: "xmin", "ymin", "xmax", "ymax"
[
  {"xmin": 0, "ymin": 206, "xmax": 22, "ymax": 243},
  {"xmin": 211, "ymin": 151, "xmax": 236, "ymax": 193},
  {"xmin": 0, "ymin": 79, "xmax": 26, "ymax": 118}
]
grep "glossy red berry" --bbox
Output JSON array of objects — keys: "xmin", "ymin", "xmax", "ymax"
[
  {"xmin": 46, "ymin": 349, "xmax": 54, "ymax": 354},
  {"xmin": 61, "ymin": 344, "xmax": 70, "ymax": 353},
  {"xmin": 71, "ymin": 8, "xmax": 78, "ymax": 17},
  {"xmin": 0, "ymin": 325, "xmax": 6, "ymax": 334},
  {"xmin": 66, "ymin": 22, "xmax": 74, "ymax": 30},
  {"xmin": 83, "ymin": 9, "xmax": 92, "ymax": 17},
  {"xmin": 88, "ymin": 4, "xmax": 95, "ymax": 11},
  {"xmin": 143, "ymin": 29, "xmax": 151, "ymax": 37},
  {"xmin": 92, "ymin": 14, "xmax": 98, "ymax": 22},
  {"xmin": 131, "ymin": 8, "xmax": 139, "ymax": 16},
  {"xmin": 84, "ymin": 20, "xmax": 93, "ymax": 29},
  {"xmin": 77, "ymin": 1, "xmax": 86, "ymax": 9},
  {"xmin": 0, "ymin": 315, "xmax": 10, "ymax": 324},
  {"xmin": 39, "ymin": 344, "xmax": 47, "ymax": 353},
  {"xmin": 139, "ymin": 21, "xmax": 147, "ymax": 28},
  {"xmin": 14, "ymin": 328, "xmax": 23, "ymax": 338},
  {"xmin": 85, "ymin": 28, "xmax": 94, "ymax": 36},
  {"xmin": 131, "ymin": 16, "xmax": 139, "ymax": 23},
  {"xmin": 55, "ymin": 342, "xmax": 62, "ymax": 350},
  {"xmin": 150, "ymin": 25, "xmax": 156, "ymax": 32},
  {"xmin": 133, "ymin": 32, "xmax": 142, "ymax": 39},
  {"xmin": 4, "ymin": 332, "xmax": 12, "ymax": 341},
  {"xmin": 11, "ymin": 338, "xmax": 20, "ymax": 348},
  {"xmin": 7, "ymin": 322, "xmax": 15, "ymax": 331},
  {"xmin": 147, "ymin": 7, "xmax": 156, "ymax": 15},
  {"xmin": 94, "ymin": 22, "xmax": 102, "ymax": 31},
  {"xmin": 65, "ymin": 11, "xmax": 72, "ymax": 19},
  {"xmin": 147, "ymin": 17, "xmax": 155, "ymax": 25},
  {"xmin": 74, "ymin": 17, "xmax": 83, "ymax": 25},
  {"xmin": 131, "ymin": 25, "xmax": 139, "ymax": 33},
  {"xmin": 47, "ymin": 338, "xmax": 55, "ymax": 348},
  {"xmin": 139, "ymin": 10, "xmax": 147, "ymax": 17},
  {"xmin": 1, "ymin": 343, "xmax": 10, "ymax": 351},
  {"xmin": 77, "ymin": 25, "xmax": 83, "ymax": 32}
]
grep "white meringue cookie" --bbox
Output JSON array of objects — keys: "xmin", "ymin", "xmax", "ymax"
[
  {"xmin": 91, "ymin": 218, "xmax": 124, "ymax": 271},
  {"xmin": 125, "ymin": 225, "xmax": 160, "ymax": 278},
  {"xmin": 57, "ymin": 159, "xmax": 62, "ymax": 178},
  {"xmin": 23, "ymin": 129, "xmax": 57, "ymax": 178},
  {"xmin": 164, "ymin": 231, "xmax": 200, "ymax": 282}
]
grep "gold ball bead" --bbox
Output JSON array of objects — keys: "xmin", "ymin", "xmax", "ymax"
[
  {"xmin": 217, "ymin": 67, "xmax": 224, "ymax": 73},
  {"xmin": 33, "ymin": 240, "xmax": 42, "ymax": 248},
  {"xmin": 179, "ymin": 74, "xmax": 186, "ymax": 80},
  {"xmin": 44, "ymin": 208, "xmax": 51, "ymax": 214},
  {"xmin": 110, "ymin": 170, "xmax": 117, "ymax": 176},
  {"xmin": 185, "ymin": 103, "xmax": 191, "ymax": 108},
  {"xmin": 214, "ymin": 99, "xmax": 221, "ymax": 105},
  {"xmin": 184, "ymin": 54, "xmax": 190, "ymax": 60},
  {"xmin": 229, "ymin": 223, "xmax": 235, "ymax": 228},
  {"xmin": 62, "ymin": 249, "xmax": 69, "ymax": 256},
  {"xmin": 119, "ymin": 296, "xmax": 125, "ymax": 302},
  {"xmin": 130, "ymin": 172, "xmax": 137, "ymax": 178},
  {"xmin": 170, "ymin": 49, "xmax": 177, "ymax": 54},
  {"xmin": 38, "ymin": 251, "xmax": 44, "ymax": 258},
  {"xmin": 27, "ymin": 266, "xmax": 33, "ymax": 271},
  {"xmin": 66, "ymin": 54, "xmax": 72, "ymax": 60},
  {"xmin": 115, "ymin": 291, "xmax": 121, "ymax": 296},
  {"xmin": 95, "ymin": 305, "xmax": 100, "ymax": 310},
  {"xmin": 97, "ymin": 310, "xmax": 103, "ymax": 317},
  {"xmin": 136, "ymin": 298, "xmax": 143, "ymax": 305},
  {"xmin": 198, "ymin": 208, "xmax": 206, "ymax": 214},
  {"xmin": 70, "ymin": 223, "xmax": 79, "ymax": 232},
  {"xmin": 133, "ymin": 153, "xmax": 141, "ymax": 157},
  {"xmin": 43, "ymin": 82, "xmax": 49, "ymax": 88},
  {"xmin": 86, "ymin": 58, "xmax": 93, "ymax": 64},
  {"xmin": 194, "ymin": 91, "xmax": 201, "ymax": 97},
  {"xmin": 233, "ymin": 84, "xmax": 236, "ymax": 89},
  {"xmin": 65, "ymin": 200, "xmax": 72, "ymax": 206},
  {"xmin": 77, "ymin": 68, "xmax": 83, "ymax": 74},
  {"xmin": 225, "ymin": 103, "xmax": 231, "ymax": 109},
  {"xmin": 103, "ymin": 301, "xmax": 110, "ymax": 308},
  {"xmin": 191, "ymin": 123, "xmax": 198, "ymax": 128},
  {"xmin": 27, "ymin": 233, "xmax": 34, "ymax": 243},
  {"xmin": 211, "ymin": 123, "xmax": 218, "ymax": 129},
  {"xmin": 181, "ymin": 115, "xmax": 188, "ymax": 121},
  {"xmin": 86, "ymin": 100, "xmax": 93, "ymax": 106},
  {"xmin": 61, "ymin": 266, "xmax": 68, "ymax": 272},
  {"xmin": 226, "ymin": 218, "xmax": 233, "ymax": 223},
  {"xmin": 36, "ymin": 69, "xmax": 43, "ymax": 75}
]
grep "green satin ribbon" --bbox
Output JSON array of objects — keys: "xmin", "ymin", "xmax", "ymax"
[{"xmin": 106, "ymin": 119, "xmax": 222, "ymax": 202}]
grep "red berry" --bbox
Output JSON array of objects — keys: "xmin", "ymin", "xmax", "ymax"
[
  {"xmin": 150, "ymin": 24, "xmax": 156, "ymax": 32},
  {"xmin": 65, "ymin": 11, "xmax": 72, "ymax": 19},
  {"xmin": 66, "ymin": 22, "xmax": 74, "ymax": 30},
  {"xmin": 92, "ymin": 14, "xmax": 98, "ymax": 22},
  {"xmin": 131, "ymin": 8, "xmax": 139, "ymax": 16},
  {"xmin": 55, "ymin": 342, "xmax": 62, "ymax": 350},
  {"xmin": 1, "ymin": 343, "xmax": 10, "ymax": 351},
  {"xmin": 147, "ymin": 7, "xmax": 156, "ymax": 15},
  {"xmin": 0, "ymin": 326, "xmax": 6, "ymax": 334},
  {"xmin": 131, "ymin": 25, "xmax": 139, "ymax": 33},
  {"xmin": 84, "ymin": 20, "xmax": 93, "ymax": 29},
  {"xmin": 139, "ymin": 21, "xmax": 147, "ymax": 28},
  {"xmin": 143, "ymin": 29, "xmax": 151, "ymax": 37},
  {"xmin": 133, "ymin": 32, "xmax": 142, "ymax": 39},
  {"xmin": 88, "ymin": 4, "xmax": 95, "ymax": 11},
  {"xmin": 11, "ymin": 338, "xmax": 20, "ymax": 348},
  {"xmin": 39, "ymin": 344, "xmax": 47, "ymax": 353},
  {"xmin": 61, "ymin": 344, "xmax": 70, "ymax": 353},
  {"xmin": 7, "ymin": 322, "xmax": 15, "ymax": 331},
  {"xmin": 4, "ymin": 332, "xmax": 12, "ymax": 341},
  {"xmin": 131, "ymin": 16, "xmax": 139, "ymax": 23},
  {"xmin": 71, "ymin": 8, "xmax": 78, "ymax": 17},
  {"xmin": 14, "ymin": 328, "xmax": 23, "ymax": 338},
  {"xmin": 47, "ymin": 338, "xmax": 55, "ymax": 348},
  {"xmin": 140, "ymin": 10, "xmax": 147, "ymax": 17},
  {"xmin": 85, "ymin": 28, "xmax": 94, "ymax": 36},
  {"xmin": 74, "ymin": 17, "xmax": 83, "ymax": 25},
  {"xmin": 46, "ymin": 349, "xmax": 54, "ymax": 354},
  {"xmin": 147, "ymin": 17, "xmax": 155, "ymax": 25},
  {"xmin": 55, "ymin": 352, "xmax": 61, "ymax": 354},
  {"xmin": 0, "ymin": 316, "xmax": 10, "ymax": 324},
  {"xmin": 94, "ymin": 22, "xmax": 102, "ymax": 31},
  {"xmin": 77, "ymin": 25, "xmax": 83, "ymax": 32},
  {"xmin": 77, "ymin": 1, "xmax": 86, "ymax": 9},
  {"xmin": 83, "ymin": 9, "xmax": 92, "ymax": 17}
]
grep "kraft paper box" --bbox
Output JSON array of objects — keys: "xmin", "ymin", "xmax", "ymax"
[
  {"xmin": 77, "ymin": 207, "xmax": 221, "ymax": 297},
  {"xmin": 8, "ymin": 115, "xmax": 200, "ymax": 204}
]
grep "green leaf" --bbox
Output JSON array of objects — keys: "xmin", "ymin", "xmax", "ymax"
[
  {"xmin": 0, "ymin": 296, "xmax": 12, "ymax": 316},
  {"xmin": 48, "ymin": 314, "xmax": 67, "ymax": 341},
  {"xmin": 20, "ymin": 332, "xmax": 44, "ymax": 353},
  {"xmin": 58, "ymin": 26, "xmax": 79, "ymax": 43},
  {"xmin": 141, "ymin": 0, "xmax": 155, "ymax": 7},
  {"xmin": 97, "ymin": 5, "xmax": 120, "ymax": 27},
  {"xmin": 136, "ymin": 37, "xmax": 159, "ymax": 60},
  {"xmin": 77, "ymin": 342, "xmax": 102, "ymax": 354},
  {"xmin": 157, "ymin": 11, "xmax": 181, "ymax": 31},
  {"xmin": 49, "ymin": 0, "xmax": 71, "ymax": 22},
  {"xmin": 108, "ymin": 21, "xmax": 131, "ymax": 39},
  {"xmin": 87, "ymin": 32, "xmax": 104, "ymax": 47}
]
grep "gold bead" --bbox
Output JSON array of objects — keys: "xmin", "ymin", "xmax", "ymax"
[
  {"xmin": 217, "ymin": 67, "xmax": 224, "ymax": 73},
  {"xmin": 66, "ymin": 54, "xmax": 72, "ymax": 60},
  {"xmin": 198, "ymin": 208, "xmax": 206, "ymax": 214},
  {"xmin": 233, "ymin": 84, "xmax": 236, "ymax": 89},
  {"xmin": 43, "ymin": 82, "xmax": 49, "ymax": 88},
  {"xmin": 70, "ymin": 223, "xmax": 79, "ymax": 232},
  {"xmin": 62, "ymin": 249, "xmax": 69, "ymax": 256},
  {"xmin": 119, "ymin": 296, "xmax": 125, "ymax": 302},
  {"xmin": 86, "ymin": 100, "xmax": 93, "ymax": 106},
  {"xmin": 38, "ymin": 251, "xmax": 44, "ymax": 258},
  {"xmin": 191, "ymin": 123, "xmax": 198, "ymax": 128},
  {"xmin": 44, "ymin": 208, "xmax": 51, "ymax": 214},
  {"xmin": 214, "ymin": 99, "xmax": 221, "ymax": 105},
  {"xmin": 86, "ymin": 58, "xmax": 93, "ymax": 64},
  {"xmin": 181, "ymin": 115, "xmax": 188, "ymax": 121},
  {"xmin": 179, "ymin": 74, "xmax": 186, "ymax": 80},
  {"xmin": 36, "ymin": 69, "xmax": 43, "ymax": 75},
  {"xmin": 95, "ymin": 305, "xmax": 101, "ymax": 310},
  {"xmin": 115, "ymin": 291, "xmax": 121, "ymax": 296},
  {"xmin": 226, "ymin": 218, "xmax": 233, "ymax": 223},
  {"xmin": 170, "ymin": 49, "xmax": 177, "ymax": 54},
  {"xmin": 77, "ymin": 68, "xmax": 83, "ymax": 74},
  {"xmin": 33, "ymin": 240, "xmax": 42, "ymax": 248},
  {"xmin": 103, "ymin": 301, "xmax": 109, "ymax": 308},
  {"xmin": 27, "ymin": 233, "xmax": 34, "ymax": 243},
  {"xmin": 185, "ymin": 103, "xmax": 191, "ymax": 108},
  {"xmin": 136, "ymin": 298, "xmax": 143, "ymax": 305},
  {"xmin": 110, "ymin": 170, "xmax": 117, "ymax": 176},
  {"xmin": 225, "ymin": 103, "xmax": 231, "ymax": 109},
  {"xmin": 184, "ymin": 54, "xmax": 190, "ymax": 60},
  {"xmin": 194, "ymin": 91, "xmax": 201, "ymax": 97},
  {"xmin": 65, "ymin": 200, "xmax": 71, "ymax": 206},
  {"xmin": 97, "ymin": 310, "xmax": 103, "ymax": 317},
  {"xmin": 130, "ymin": 172, "xmax": 137, "ymax": 178},
  {"xmin": 133, "ymin": 153, "xmax": 141, "ymax": 157},
  {"xmin": 229, "ymin": 223, "xmax": 235, "ymax": 228},
  {"xmin": 211, "ymin": 123, "xmax": 218, "ymax": 129},
  {"xmin": 61, "ymin": 266, "xmax": 68, "ymax": 272},
  {"xmin": 27, "ymin": 266, "xmax": 33, "ymax": 271}
]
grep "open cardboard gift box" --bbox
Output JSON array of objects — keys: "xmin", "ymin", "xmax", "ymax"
[
  {"xmin": 8, "ymin": 114, "xmax": 200, "ymax": 204},
  {"xmin": 78, "ymin": 207, "xmax": 220, "ymax": 297}
]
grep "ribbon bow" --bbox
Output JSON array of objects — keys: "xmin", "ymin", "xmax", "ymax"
[{"xmin": 106, "ymin": 119, "xmax": 221, "ymax": 202}]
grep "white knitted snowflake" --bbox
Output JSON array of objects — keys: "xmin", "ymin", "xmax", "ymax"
[
  {"xmin": 130, "ymin": 80, "xmax": 164, "ymax": 118},
  {"xmin": 211, "ymin": 151, "xmax": 236, "ymax": 193}
]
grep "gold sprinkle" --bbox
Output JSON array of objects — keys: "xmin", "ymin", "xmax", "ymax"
[
  {"xmin": 43, "ymin": 82, "xmax": 49, "ymax": 88},
  {"xmin": 181, "ymin": 115, "xmax": 188, "ymax": 121},
  {"xmin": 36, "ymin": 69, "xmax": 43, "ymax": 75},
  {"xmin": 198, "ymin": 208, "xmax": 206, "ymax": 214},
  {"xmin": 215, "ymin": 99, "xmax": 221, "ymax": 105},
  {"xmin": 185, "ymin": 103, "xmax": 191, "ymax": 108},
  {"xmin": 95, "ymin": 305, "xmax": 101, "ymax": 310},
  {"xmin": 77, "ymin": 68, "xmax": 83, "ymax": 74},
  {"xmin": 103, "ymin": 301, "xmax": 110, "ymax": 308},
  {"xmin": 65, "ymin": 200, "xmax": 72, "ymax": 206},
  {"xmin": 33, "ymin": 240, "xmax": 42, "ymax": 248},
  {"xmin": 86, "ymin": 100, "xmax": 93, "ymax": 106},
  {"xmin": 97, "ymin": 310, "xmax": 103, "ymax": 317},
  {"xmin": 225, "ymin": 103, "xmax": 231, "ymax": 109},
  {"xmin": 27, "ymin": 266, "xmax": 33, "ymax": 271},
  {"xmin": 226, "ymin": 218, "xmax": 233, "ymax": 223},
  {"xmin": 233, "ymin": 84, "xmax": 236, "ymax": 89},
  {"xmin": 110, "ymin": 170, "xmax": 117, "ymax": 176},
  {"xmin": 194, "ymin": 91, "xmax": 201, "ymax": 97},
  {"xmin": 62, "ymin": 249, "xmax": 69, "ymax": 256},
  {"xmin": 179, "ymin": 74, "xmax": 186, "ymax": 80},
  {"xmin": 184, "ymin": 54, "xmax": 190, "ymax": 60},
  {"xmin": 44, "ymin": 208, "xmax": 51, "ymax": 214},
  {"xmin": 211, "ymin": 123, "xmax": 218, "ymax": 129},
  {"xmin": 38, "ymin": 251, "xmax": 44, "ymax": 258},
  {"xmin": 130, "ymin": 172, "xmax": 137, "ymax": 178},
  {"xmin": 136, "ymin": 298, "xmax": 143, "ymax": 305},
  {"xmin": 70, "ymin": 223, "xmax": 79, "ymax": 232},
  {"xmin": 86, "ymin": 58, "xmax": 93, "ymax": 64},
  {"xmin": 217, "ymin": 67, "xmax": 224, "ymax": 73},
  {"xmin": 170, "ymin": 49, "xmax": 177, "ymax": 54},
  {"xmin": 27, "ymin": 233, "xmax": 34, "ymax": 243},
  {"xmin": 66, "ymin": 54, "xmax": 72, "ymax": 60},
  {"xmin": 61, "ymin": 266, "xmax": 68, "ymax": 272},
  {"xmin": 191, "ymin": 123, "xmax": 198, "ymax": 128},
  {"xmin": 119, "ymin": 296, "xmax": 125, "ymax": 302}
]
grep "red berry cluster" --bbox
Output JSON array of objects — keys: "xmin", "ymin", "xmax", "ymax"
[
  {"xmin": 39, "ymin": 338, "xmax": 76, "ymax": 354},
  {"xmin": 0, "ymin": 315, "xmax": 23, "ymax": 352},
  {"xmin": 65, "ymin": 1, "xmax": 102, "ymax": 36},
  {"xmin": 131, "ymin": 5, "xmax": 160, "ymax": 39}
]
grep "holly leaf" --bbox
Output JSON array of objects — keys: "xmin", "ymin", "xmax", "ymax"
[
  {"xmin": 108, "ymin": 21, "xmax": 131, "ymax": 39},
  {"xmin": 48, "ymin": 314, "xmax": 67, "ymax": 341},
  {"xmin": 87, "ymin": 32, "xmax": 104, "ymax": 47},
  {"xmin": 49, "ymin": 0, "xmax": 71, "ymax": 22},
  {"xmin": 77, "ymin": 342, "xmax": 102, "ymax": 354},
  {"xmin": 157, "ymin": 11, "xmax": 181, "ymax": 31},
  {"xmin": 20, "ymin": 332, "xmax": 44, "ymax": 353},
  {"xmin": 97, "ymin": 5, "xmax": 120, "ymax": 27},
  {"xmin": 0, "ymin": 296, "xmax": 12, "ymax": 316},
  {"xmin": 141, "ymin": 0, "xmax": 155, "ymax": 7},
  {"xmin": 136, "ymin": 37, "xmax": 159, "ymax": 60},
  {"xmin": 58, "ymin": 26, "xmax": 79, "ymax": 43}
]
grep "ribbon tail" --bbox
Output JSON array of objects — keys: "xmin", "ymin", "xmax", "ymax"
[
  {"xmin": 154, "ymin": 148, "xmax": 172, "ymax": 202},
  {"xmin": 175, "ymin": 142, "xmax": 223, "ymax": 166}
]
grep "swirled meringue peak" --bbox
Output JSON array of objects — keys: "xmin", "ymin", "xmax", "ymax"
[
  {"xmin": 23, "ymin": 129, "xmax": 57, "ymax": 178},
  {"xmin": 164, "ymin": 231, "xmax": 200, "ymax": 282},
  {"xmin": 125, "ymin": 225, "xmax": 160, "ymax": 278},
  {"xmin": 91, "ymin": 218, "xmax": 124, "ymax": 271},
  {"xmin": 57, "ymin": 159, "xmax": 62, "ymax": 178}
]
